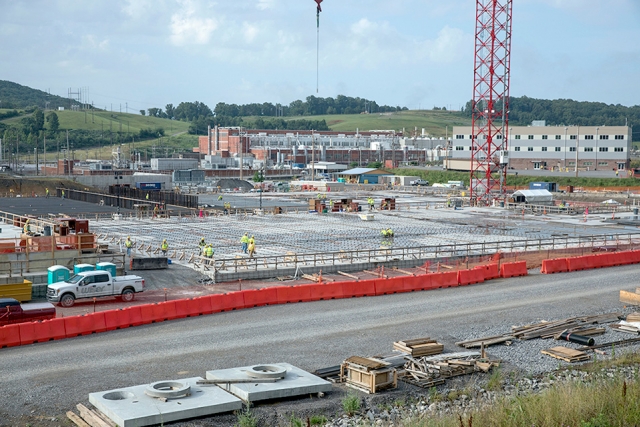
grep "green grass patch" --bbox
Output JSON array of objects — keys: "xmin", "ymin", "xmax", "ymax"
[{"xmin": 341, "ymin": 392, "xmax": 361, "ymax": 416}]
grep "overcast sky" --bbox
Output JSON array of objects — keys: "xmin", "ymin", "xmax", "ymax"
[{"xmin": 1, "ymin": 0, "xmax": 639, "ymax": 114}]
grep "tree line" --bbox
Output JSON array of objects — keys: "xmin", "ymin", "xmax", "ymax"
[{"xmin": 463, "ymin": 95, "xmax": 640, "ymax": 127}]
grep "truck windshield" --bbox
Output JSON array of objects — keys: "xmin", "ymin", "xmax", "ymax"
[{"xmin": 67, "ymin": 275, "xmax": 84, "ymax": 284}]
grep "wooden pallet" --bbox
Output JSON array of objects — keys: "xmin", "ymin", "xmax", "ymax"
[
  {"xmin": 393, "ymin": 337, "xmax": 444, "ymax": 357},
  {"xmin": 541, "ymin": 346, "xmax": 590, "ymax": 362}
]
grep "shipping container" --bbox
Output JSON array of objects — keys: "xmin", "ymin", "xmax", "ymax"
[
  {"xmin": 529, "ymin": 182, "xmax": 557, "ymax": 192},
  {"xmin": 135, "ymin": 182, "xmax": 162, "ymax": 190}
]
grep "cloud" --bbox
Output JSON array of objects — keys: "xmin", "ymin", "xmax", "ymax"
[
  {"xmin": 170, "ymin": 0, "xmax": 218, "ymax": 46},
  {"xmin": 82, "ymin": 35, "xmax": 110, "ymax": 51},
  {"xmin": 243, "ymin": 22, "xmax": 259, "ymax": 43},
  {"xmin": 256, "ymin": 0, "xmax": 275, "ymax": 11},
  {"xmin": 426, "ymin": 26, "xmax": 467, "ymax": 64}
]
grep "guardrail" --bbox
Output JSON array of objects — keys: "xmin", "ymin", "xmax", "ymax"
[
  {"xmin": 505, "ymin": 202, "xmax": 634, "ymax": 215},
  {"xmin": 203, "ymin": 233, "xmax": 640, "ymax": 274}
]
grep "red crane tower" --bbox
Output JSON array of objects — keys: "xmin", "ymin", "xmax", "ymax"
[{"xmin": 470, "ymin": 0, "xmax": 513, "ymax": 205}]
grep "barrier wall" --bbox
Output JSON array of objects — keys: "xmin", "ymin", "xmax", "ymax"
[{"xmin": 18, "ymin": 253, "xmax": 640, "ymax": 349}]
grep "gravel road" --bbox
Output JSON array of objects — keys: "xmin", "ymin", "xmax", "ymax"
[{"xmin": 1, "ymin": 265, "xmax": 637, "ymax": 426}]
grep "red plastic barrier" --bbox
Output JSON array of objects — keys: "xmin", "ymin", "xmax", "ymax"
[
  {"xmin": 18, "ymin": 322, "xmax": 37, "ymax": 345},
  {"xmin": 64, "ymin": 315, "xmax": 94, "ymax": 337},
  {"xmin": 342, "ymin": 279, "xmax": 376, "ymax": 298},
  {"xmin": 174, "ymin": 299, "xmax": 191, "ymax": 318},
  {"xmin": 474, "ymin": 264, "xmax": 499, "ymax": 280},
  {"xmin": 35, "ymin": 318, "xmax": 67, "ymax": 341},
  {"xmin": 374, "ymin": 277, "xmax": 406, "ymax": 295},
  {"xmin": 629, "ymin": 250, "xmax": 640, "ymax": 264},
  {"xmin": 104, "ymin": 309, "xmax": 131, "ymax": 330},
  {"xmin": 125, "ymin": 306, "xmax": 144, "ymax": 326},
  {"xmin": 306, "ymin": 282, "xmax": 344, "ymax": 300},
  {"xmin": 500, "ymin": 261, "xmax": 528, "ymax": 278},
  {"xmin": 277, "ymin": 285, "xmax": 313, "ymax": 303},
  {"xmin": 595, "ymin": 253, "xmax": 615, "ymax": 268},
  {"xmin": 0, "ymin": 324, "xmax": 21, "ymax": 348},
  {"xmin": 566, "ymin": 256, "xmax": 592, "ymax": 272},
  {"xmin": 213, "ymin": 292, "xmax": 246, "ymax": 312},
  {"xmin": 191, "ymin": 296, "xmax": 214, "ymax": 315},
  {"xmin": 617, "ymin": 251, "xmax": 635, "ymax": 265},
  {"xmin": 429, "ymin": 271, "xmax": 458, "ymax": 288},
  {"xmin": 86, "ymin": 312, "xmax": 107, "ymax": 333},
  {"xmin": 458, "ymin": 269, "xmax": 485, "ymax": 286},
  {"xmin": 541, "ymin": 258, "xmax": 568, "ymax": 274},
  {"xmin": 139, "ymin": 303, "xmax": 159, "ymax": 324},
  {"xmin": 152, "ymin": 301, "xmax": 178, "ymax": 321},
  {"xmin": 244, "ymin": 287, "xmax": 280, "ymax": 307}
]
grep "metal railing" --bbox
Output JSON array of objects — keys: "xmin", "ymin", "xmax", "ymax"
[{"xmin": 204, "ymin": 233, "xmax": 640, "ymax": 273}]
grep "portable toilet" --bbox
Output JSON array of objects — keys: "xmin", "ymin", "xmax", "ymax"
[
  {"xmin": 47, "ymin": 265, "xmax": 70, "ymax": 284},
  {"xmin": 96, "ymin": 262, "xmax": 117, "ymax": 277},
  {"xmin": 74, "ymin": 264, "xmax": 94, "ymax": 274}
]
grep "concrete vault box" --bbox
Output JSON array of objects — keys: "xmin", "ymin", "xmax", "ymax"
[
  {"xmin": 206, "ymin": 363, "xmax": 332, "ymax": 402},
  {"xmin": 88, "ymin": 377, "xmax": 243, "ymax": 427}
]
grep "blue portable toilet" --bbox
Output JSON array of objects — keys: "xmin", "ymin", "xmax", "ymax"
[
  {"xmin": 48, "ymin": 265, "xmax": 70, "ymax": 284},
  {"xmin": 74, "ymin": 264, "xmax": 94, "ymax": 274},
  {"xmin": 96, "ymin": 262, "xmax": 117, "ymax": 277}
]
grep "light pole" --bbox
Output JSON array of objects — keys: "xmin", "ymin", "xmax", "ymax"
[
  {"xmin": 594, "ymin": 127, "xmax": 599, "ymax": 170},
  {"xmin": 575, "ymin": 125, "xmax": 580, "ymax": 177},
  {"xmin": 563, "ymin": 127, "xmax": 567, "ymax": 171}
]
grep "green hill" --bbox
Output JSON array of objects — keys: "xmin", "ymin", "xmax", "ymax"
[{"xmin": 0, "ymin": 80, "xmax": 71, "ymax": 110}]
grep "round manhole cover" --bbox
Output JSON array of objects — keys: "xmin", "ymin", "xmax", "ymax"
[
  {"xmin": 245, "ymin": 365, "xmax": 286, "ymax": 379},
  {"xmin": 144, "ymin": 381, "xmax": 191, "ymax": 399}
]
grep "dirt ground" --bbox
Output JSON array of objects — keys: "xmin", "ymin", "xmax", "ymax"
[{"xmin": 0, "ymin": 175, "xmax": 92, "ymax": 198}]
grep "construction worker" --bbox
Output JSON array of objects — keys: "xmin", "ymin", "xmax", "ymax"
[
  {"xmin": 198, "ymin": 237, "xmax": 206, "ymax": 254},
  {"xmin": 248, "ymin": 236, "xmax": 256, "ymax": 258},
  {"xmin": 368, "ymin": 197, "xmax": 375, "ymax": 211},
  {"xmin": 161, "ymin": 239, "xmax": 168, "ymax": 256},
  {"xmin": 45, "ymin": 188, "xmax": 49, "ymax": 198},
  {"xmin": 240, "ymin": 232, "xmax": 249, "ymax": 254},
  {"xmin": 61, "ymin": 189, "xmax": 65, "ymax": 199},
  {"xmin": 146, "ymin": 193, "xmax": 149, "ymax": 200},
  {"xmin": 23, "ymin": 219, "xmax": 31, "ymax": 235},
  {"xmin": 153, "ymin": 204, "xmax": 159, "ymax": 219},
  {"xmin": 386, "ymin": 228, "xmax": 394, "ymax": 238},
  {"xmin": 204, "ymin": 244, "xmax": 214, "ymax": 258},
  {"xmin": 125, "ymin": 236, "xmax": 133, "ymax": 256},
  {"xmin": 380, "ymin": 229, "xmax": 388, "ymax": 238},
  {"xmin": 218, "ymin": 195, "xmax": 223, "ymax": 201}
]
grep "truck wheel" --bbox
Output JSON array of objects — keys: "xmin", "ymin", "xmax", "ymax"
[
  {"xmin": 121, "ymin": 289, "xmax": 135, "ymax": 302},
  {"xmin": 60, "ymin": 294, "xmax": 75, "ymax": 308}
]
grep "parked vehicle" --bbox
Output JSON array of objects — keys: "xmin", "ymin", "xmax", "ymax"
[
  {"xmin": 0, "ymin": 298, "xmax": 56, "ymax": 325},
  {"xmin": 410, "ymin": 179, "xmax": 430, "ymax": 186},
  {"xmin": 47, "ymin": 270, "xmax": 145, "ymax": 307}
]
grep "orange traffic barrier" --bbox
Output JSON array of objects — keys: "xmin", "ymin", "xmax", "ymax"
[
  {"xmin": 429, "ymin": 271, "xmax": 458, "ymax": 288},
  {"xmin": 190, "ymin": 296, "xmax": 214, "ymax": 315},
  {"xmin": 618, "ymin": 250, "xmax": 636, "ymax": 265},
  {"xmin": 566, "ymin": 256, "xmax": 592, "ymax": 272},
  {"xmin": 139, "ymin": 303, "xmax": 158, "ymax": 324},
  {"xmin": 173, "ymin": 299, "xmax": 191, "ymax": 318},
  {"xmin": 541, "ymin": 258, "xmax": 568, "ymax": 274},
  {"xmin": 500, "ymin": 261, "xmax": 528, "ymax": 278},
  {"xmin": 0, "ymin": 324, "xmax": 21, "ymax": 348},
  {"xmin": 306, "ymin": 282, "xmax": 344, "ymax": 300},
  {"xmin": 64, "ymin": 315, "xmax": 94, "ymax": 337},
  {"xmin": 244, "ymin": 287, "xmax": 280, "ymax": 307},
  {"xmin": 213, "ymin": 291, "xmax": 246, "ymax": 312},
  {"xmin": 86, "ymin": 312, "xmax": 107, "ymax": 333},
  {"xmin": 277, "ymin": 285, "xmax": 312, "ymax": 303},
  {"xmin": 38, "ymin": 318, "xmax": 67, "ymax": 341},
  {"xmin": 458, "ymin": 269, "xmax": 485, "ymax": 286},
  {"xmin": 18, "ymin": 321, "xmax": 37, "ymax": 345},
  {"xmin": 406, "ymin": 274, "xmax": 433, "ymax": 291},
  {"xmin": 125, "ymin": 306, "xmax": 144, "ymax": 326},
  {"xmin": 630, "ymin": 250, "xmax": 640, "ymax": 264},
  {"xmin": 104, "ymin": 309, "xmax": 131, "ymax": 330},
  {"xmin": 342, "ymin": 279, "xmax": 376, "ymax": 298},
  {"xmin": 474, "ymin": 264, "xmax": 500, "ymax": 280},
  {"xmin": 152, "ymin": 301, "xmax": 178, "ymax": 321},
  {"xmin": 374, "ymin": 277, "xmax": 406, "ymax": 295}
]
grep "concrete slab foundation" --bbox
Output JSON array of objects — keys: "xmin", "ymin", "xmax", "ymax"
[
  {"xmin": 206, "ymin": 363, "xmax": 332, "ymax": 402},
  {"xmin": 88, "ymin": 377, "xmax": 243, "ymax": 427}
]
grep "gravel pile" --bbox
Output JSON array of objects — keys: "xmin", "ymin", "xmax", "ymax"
[{"xmin": 215, "ymin": 178, "xmax": 254, "ymax": 191}]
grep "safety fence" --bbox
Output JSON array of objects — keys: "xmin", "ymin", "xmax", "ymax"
[
  {"xmin": 0, "ymin": 260, "xmax": 527, "ymax": 348},
  {"xmin": 58, "ymin": 188, "xmax": 198, "ymax": 210},
  {"xmin": 541, "ymin": 249, "xmax": 640, "ymax": 274},
  {"xmin": 506, "ymin": 202, "xmax": 635, "ymax": 215},
  {"xmin": 207, "ymin": 233, "xmax": 640, "ymax": 274}
]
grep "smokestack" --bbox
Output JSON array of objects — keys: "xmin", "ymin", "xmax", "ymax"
[
  {"xmin": 207, "ymin": 125, "xmax": 212, "ymax": 155},
  {"xmin": 214, "ymin": 125, "xmax": 219, "ymax": 151}
]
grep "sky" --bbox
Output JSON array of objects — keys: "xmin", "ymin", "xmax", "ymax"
[{"xmin": 1, "ymin": 0, "xmax": 639, "ymax": 114}]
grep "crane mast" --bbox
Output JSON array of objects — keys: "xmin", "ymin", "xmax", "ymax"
[{"xmin": 470, "ymin": 0, "xmax": 513, "ymax": 205}]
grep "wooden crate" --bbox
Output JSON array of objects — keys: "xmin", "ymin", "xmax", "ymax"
[{"xmin": 340, "ymin": 356, "xmax": 397, "ymax": 394}]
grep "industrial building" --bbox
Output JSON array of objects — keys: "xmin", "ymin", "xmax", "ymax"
[{"xmin": 450, "ymin": 124, "xmax": 632, "ymax": 171}]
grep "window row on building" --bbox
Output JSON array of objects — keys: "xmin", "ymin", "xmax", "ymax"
[
  {"xmin": 454, "ymin": 146, "xmax": 625, "ymax": 152},
  {"xmin": 455, "ymin": 134, "xmax": 626, "ymax": 140}
]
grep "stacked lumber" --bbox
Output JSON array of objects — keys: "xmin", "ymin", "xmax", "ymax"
[
  {"xmin": 620, "ymin": 288, "xmax": 640, "ymax": 306},
  {"xmin": 67, "ymin": 404, "xmax": 116, "ymax": 427},
  {"xmin": 512, "ymin": 313, "xmax": 621, "ymax": 340},
  {"xmin": 393, "ymin": 337, "xmax": 444, "ymax": 357},
  {"xmin": 626, "ymin": 312, "xmax": 640, "ymax": 322},
  {"xmin": 399, "ymin": 351, "xmax": 499, "ymax": 388},
  {"xmin": 609, "ymin": 321, "xmax": 640, "ymax": 335},
  {"xmin": 541, "ymin": 346, "xmax": 590, "ymax": 363},
  {"xmin": 456, "ymin": 334, "xmax": 514, "ymax": 348},
  {"xmin": 340, "ymin": 356, "xmax": 397, "ymax": 394}
]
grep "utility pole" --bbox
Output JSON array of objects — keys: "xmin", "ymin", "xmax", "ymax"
[
  {"xmin": 575, "ymin": 125, "xmax": 580, "ymax": 177},
  {"xmin": 311, "ymin": 131, "xmax": 316, "ymax": 181}
]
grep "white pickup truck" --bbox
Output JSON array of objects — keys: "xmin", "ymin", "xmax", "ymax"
[
  {"xmin": 47, "ymin": 270, "xmax": 145, "ymax": 307},
  {"xmin": 410, "ymin": 179, "xmax": 430, "ymax": 186}
]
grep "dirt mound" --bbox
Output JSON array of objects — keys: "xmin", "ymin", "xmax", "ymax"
[
  {"xmin": 0, "ymin": 175, "xmax": 95, "ymax": 197},
  {"xmin": 215, "ymin": 178, "xmax": 254, "ymax": 191}
]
